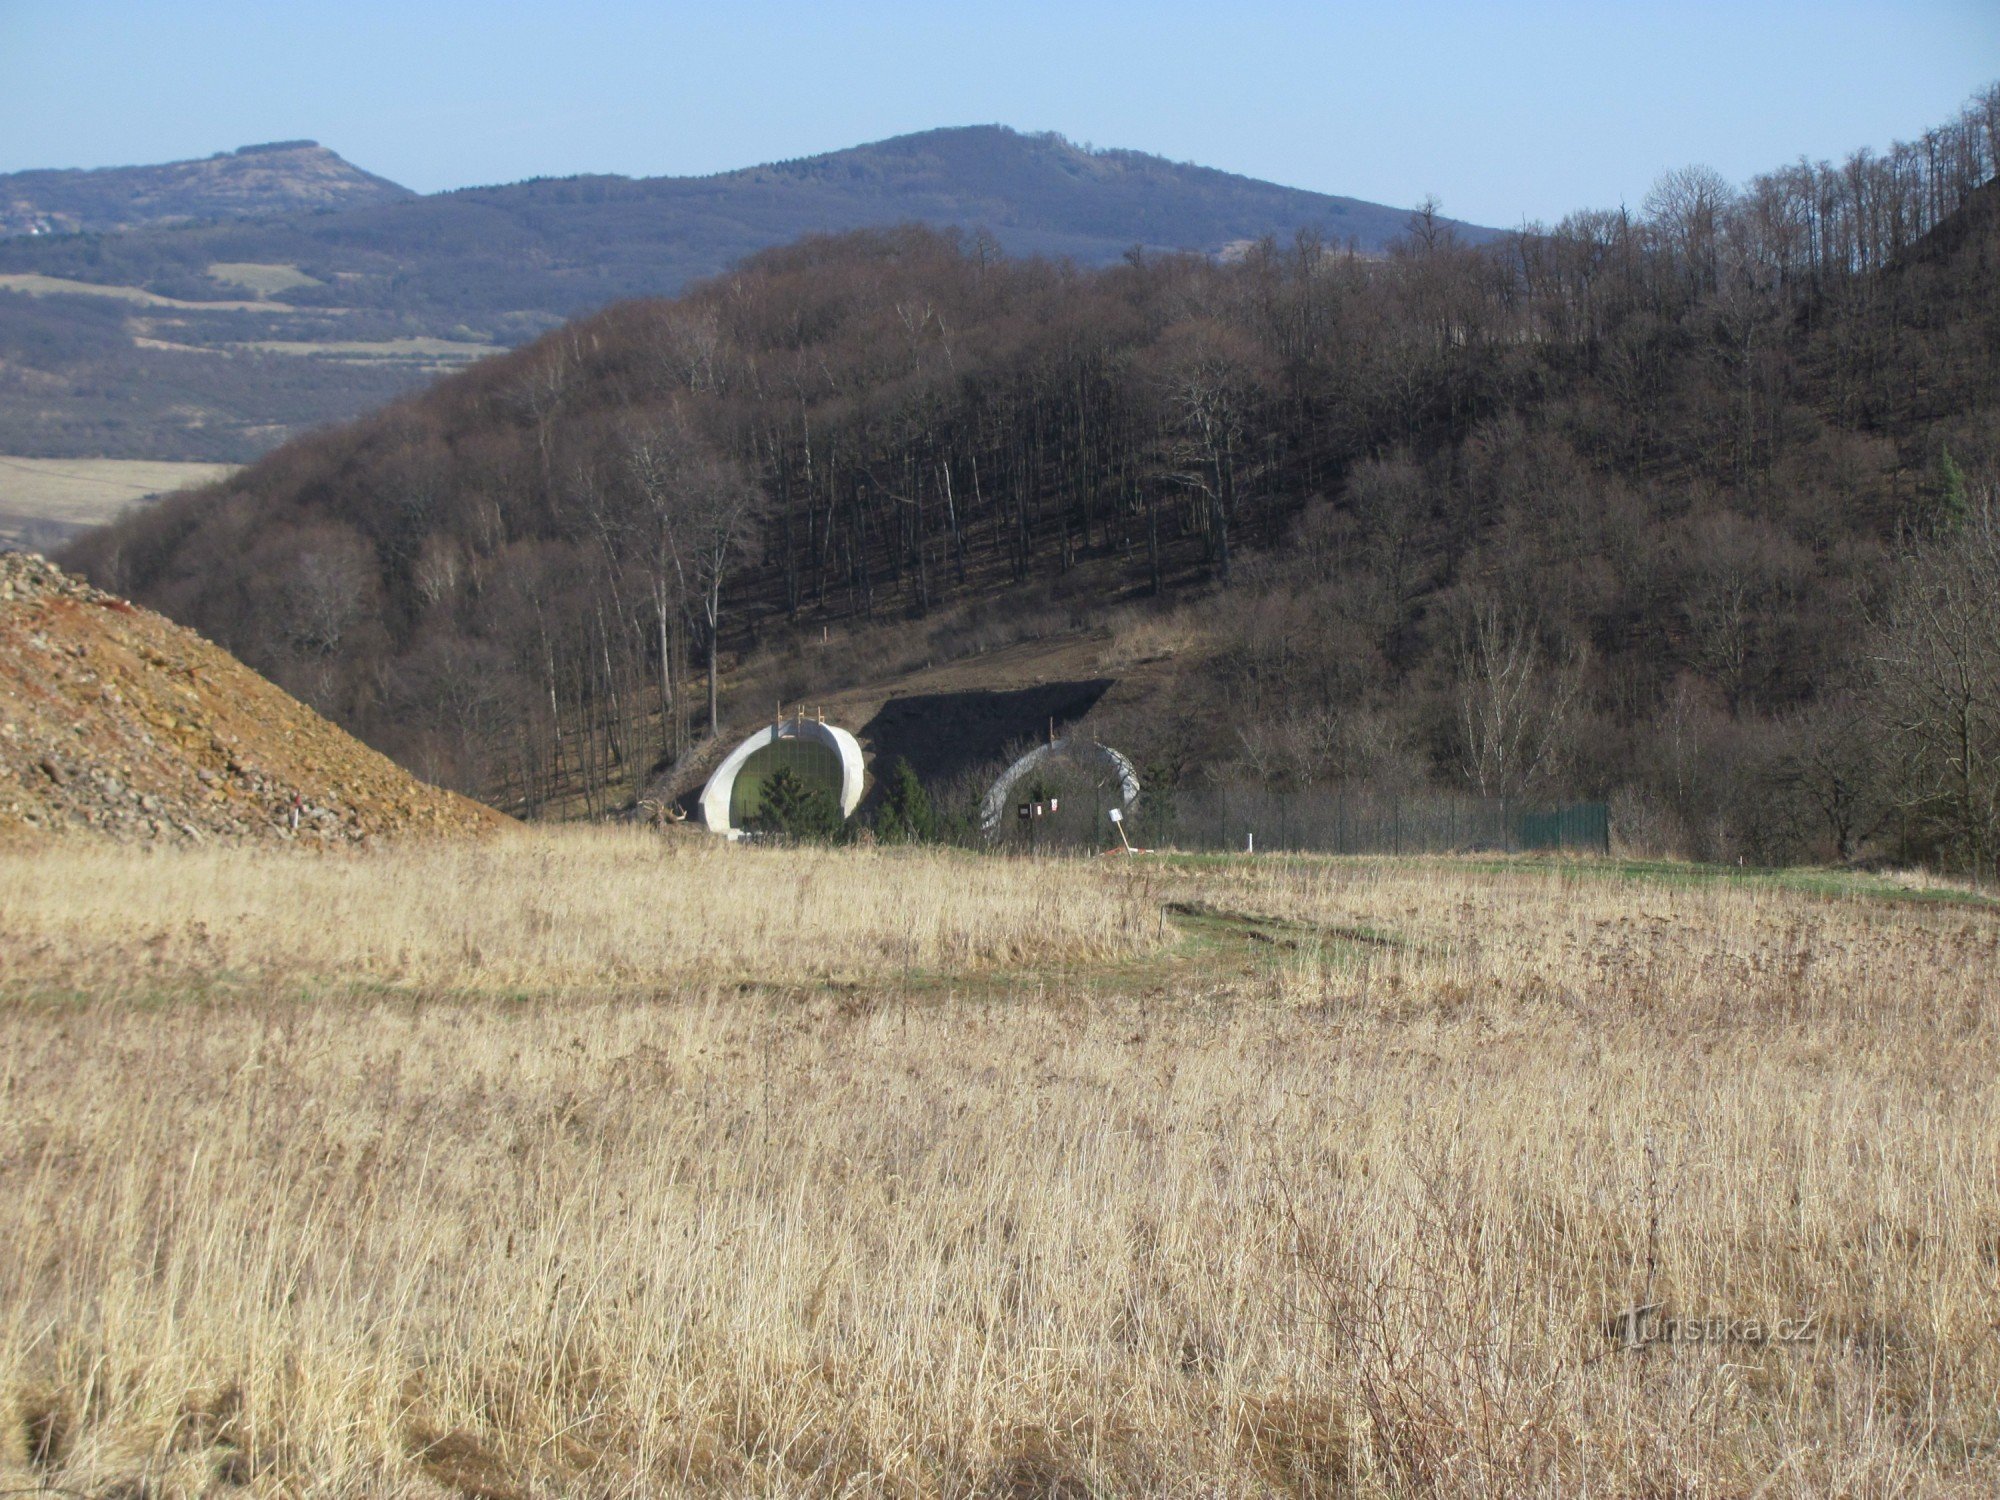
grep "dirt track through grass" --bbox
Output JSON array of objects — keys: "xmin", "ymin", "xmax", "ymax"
[{"xmin": 2, "ymin": 834, "xmax": 1997, "ymax": 1495}]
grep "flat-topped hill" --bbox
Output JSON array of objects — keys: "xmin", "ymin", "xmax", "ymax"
[{"xmin": 0, "ymin": 141, "xmax": 414, "ymax": 238}]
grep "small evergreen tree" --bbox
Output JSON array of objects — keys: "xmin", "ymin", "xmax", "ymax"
[
  {"xmin": 754, "ymin": 768, "xmax": 843, "ymax": 842},
  {"xmin": 873, "ymin": 757, "xmax": 937, "ymax": 843},
  {"xmin": 1924, "ymin": 446, "xmax": 1970, "ymax": 535}
]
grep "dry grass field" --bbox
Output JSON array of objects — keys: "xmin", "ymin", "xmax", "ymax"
[
  {"xmin": 2, "ymin": 832, "xmax": 1997, "ymax": 1496},
  {"xmin": 0, "ymin": 273, "xmax": 269, "ymax": 311},
  {"xmin": 229, "ymin": 335, "xmax": 499, "ymax": 365},
  {"xmin": 205, "ymin": 263, "xmax": 328, "ymax": 298},
  {"xmin": 0, "ymin": 454, "xmax": 239, "ymax": 545}
]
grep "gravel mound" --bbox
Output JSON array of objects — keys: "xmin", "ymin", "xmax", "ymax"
[{"xmin": 1, "ymin": 551, "xmax": 508, "ymax": 846}]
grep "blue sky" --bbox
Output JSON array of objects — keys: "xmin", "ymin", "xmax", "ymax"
[{"xmin": 2, "ymin": 1, "xmax": 1994, "ymax": 227}]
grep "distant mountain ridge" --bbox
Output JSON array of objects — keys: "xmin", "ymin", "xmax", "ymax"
[
  {"xmin": 0, "ymin": 141, "xmax": 414, "ymax": 237},
  {"xmin": 5, "ymin": 126, "xmax": 1494, "ymax": 304},
  {"xmin": 0, "ymin": 126, "xmax": 1494, "ymax": 463},
  {"xmin": 427, "ymin": 125, "xmax": 1498, "ymax": 270}
]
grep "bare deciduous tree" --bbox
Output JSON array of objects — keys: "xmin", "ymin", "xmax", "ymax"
[
  {"xmin": 1151, "ymin": 320, "xmax": 1266, "ymax": 582},
  {"xmin": 1453, "ymin": 601, "xmax": 1582, "ymax": 799},
  {"xmin": 687, "ymin": 454, "xmax": 766, "ymax": 737},
  {"xmin": 612, "ymin": 408, "xmax": 769, "ymax": 741},
  {"xmin": 1768, "ymin": 694, "xmax": 1887, "ymax": 863},
  {"xmin": 1869, "ymin": 485, "xmax": 2000, "ymax": 875},
  {"xmin": 274, "ymin": 526, "xmax": 379, "ymax": 711},
  {"xmin": 1646, "ymin": 165, "xmax": 1734, "ymax": 298}
]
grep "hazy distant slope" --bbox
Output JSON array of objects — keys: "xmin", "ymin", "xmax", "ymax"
[
  {"xmin": 721, "ymin": 126, "xmax": 1472, "ymax": 255},
  {"xmin": 439, "ymin": 123, "xmax": 1496, "ymax": 279},
  {"xmin": 0, "ymin": 127, "xmax": 1490, "ymax": 462},
  {"xmin": 1, "ymin": 127, "xmax": 1491, "ymax": 319},
  {"xmin": 0, "ymin": 141, "xmax": 414, "ymax": 238}
]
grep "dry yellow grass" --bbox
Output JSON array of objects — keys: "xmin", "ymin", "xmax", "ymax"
[
  {"xmin": 1099, "ymin": 602, "xmax": 1206, "ymax": 669},
  {"xmin": 229, "ymin": 335, "xmax": 498, "ymax": 364},
  {"xmin": 2, "ymin": 834, "xmax": 1997, "ymax": 1496},
  {"xmin": 0, "ymin": 831, "xmax": 1156, "ymax": 991},
  {"xmin": 206, "ymin": 262, "xmax": 327, "ymax": 297},
  {"xmin": 0, "ymin": 454, "xmax": 239, "ymax": 543},
  {"xmin": 0, "ymin": 273, "xmax": 269, "ymax": 311}
]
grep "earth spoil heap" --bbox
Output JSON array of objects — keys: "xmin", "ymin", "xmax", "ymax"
[{"xmin": 1, "ymin": 551, "xmax": 506, "ymax": 846}]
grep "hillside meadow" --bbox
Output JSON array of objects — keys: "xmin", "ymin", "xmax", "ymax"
[{"xmin": 2, "ymin": 832, "xmax": 1998, "ymax": 1496}]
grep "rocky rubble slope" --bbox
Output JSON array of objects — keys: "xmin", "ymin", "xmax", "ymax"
[{"xmin": 1, "ymin": 551, "xmax": 506, "ymax": 846}]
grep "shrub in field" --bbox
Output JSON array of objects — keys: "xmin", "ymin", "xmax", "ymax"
[{"xmin": 872, "ymin": 756, "xmax": 939, "ymax": 844}]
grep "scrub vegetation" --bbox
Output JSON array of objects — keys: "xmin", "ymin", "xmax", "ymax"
[{"xmin": 4, "ymin": 831, "xmax": 1996, "ymax": 1495}]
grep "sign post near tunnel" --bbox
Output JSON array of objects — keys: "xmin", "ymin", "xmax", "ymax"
[{"xmin": 978, "ymin": 737, "xmax": 1140, "ymax": 841}]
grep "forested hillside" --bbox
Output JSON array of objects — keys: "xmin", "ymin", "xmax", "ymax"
[{"xmin": 67, "ymin": 86, "xmax": 2000, "ymax": 869}]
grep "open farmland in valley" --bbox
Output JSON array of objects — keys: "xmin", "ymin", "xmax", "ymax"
[
  {"xmin": 204, "ymin": 262, "xmax": 328, "ymax": 297},
  {"xmin": 3, "ymin": 833, "xmax": 1996, "ymax": 1496},
  {"xmin": 0, "ymin": 273, "xmax": 271, "ymax": 311},
  {"xmin": 0, "ymin": 455, "xmax": 238, "ymax": 547},
  {"xmin": 227, "ymin": 334, "xmax": 499, "ymax": 364}
]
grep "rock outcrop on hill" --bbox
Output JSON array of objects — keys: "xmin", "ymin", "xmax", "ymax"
[{"xmin": 0, "ymin": 551, "xmax": 505, "ymax": 846}]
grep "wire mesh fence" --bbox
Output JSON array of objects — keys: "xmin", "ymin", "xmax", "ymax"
[{"xmin": 1165, "ymin": 785, "xmax": 1611, "ymax": 856}]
